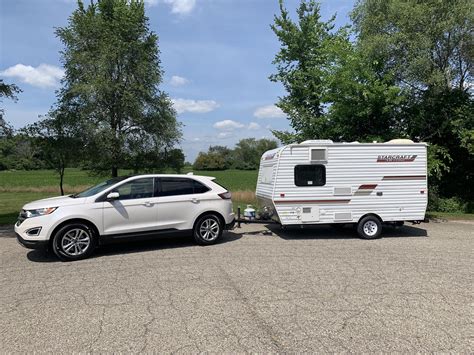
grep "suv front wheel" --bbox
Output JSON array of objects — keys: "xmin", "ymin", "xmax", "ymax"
[
  {"xmin": 193, "ymin": 214, "xmax": 223, "ymax": 245},
  {"xmin": 52, "ymin": 223, "xmax": 97, "ymax": 261}
]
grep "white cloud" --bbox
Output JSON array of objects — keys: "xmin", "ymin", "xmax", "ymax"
[
  {"xmin": 253, "ymin": 105, "xmax": 286, "ymax": 119},
  {"xmin": 170, "ymin": 75, "xmax": 189, "ymax": 87},
  {"xmin": 162, "ymin": 0, "xmax": 196, "ymax": 14},
  {"xmin": 217, "ymin": 132, "xmax": 233, "ymax": 139},
  {"xmin": 172, "ymin": 98, "xmax": 219, "ymax": 114},
  {"xmin": 1, "ymin": 63, "xmax": 64, "ymax": 88},
  {"xmin": 213, "ymin": 120, "xmax": 245, "ymax": 131},
  {"xmin": 248, "ymin": 122, "xmax": 260, "ymax": 130}
]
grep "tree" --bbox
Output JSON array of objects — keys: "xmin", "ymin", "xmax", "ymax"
[
  {"xmin": 352, "ymin": 0, "xmax": 473, "ymax": 202},
  {"xmin": 193, "ymin": 146, "xmax": 234, "ymax": 170},
  {"xmin": 352, "ymin": 0, "xmax": 473, "ymax": 92},
  {"xmin": 24, "ymin": 110, "xmax": 83, "ymax": 195},
  {"xmin": 165, "ymin": 148, "xmax": 185, "ymax": 173},
  {"xmin": 55, "ymin": 0, "xmax": 181, "ymax": 177},
  {"xmin": 0, "ymin": 79, "xmax": 21, "ymax": 138},
  {"xmin": 270, "ymin": 0, "xmax": 340, "ymax": 143},
  {"xmin": 233, "ymin": 138, "xmax": 278, "ymax": 170}
]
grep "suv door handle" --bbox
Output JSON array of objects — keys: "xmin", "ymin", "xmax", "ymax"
[
  {"xmin": 144, "ymin": 201, "xmax": 154, "ymax": 207},
  {"xmin": 191, "ymin": 198, "xmax": 199, "ymax": 204}
]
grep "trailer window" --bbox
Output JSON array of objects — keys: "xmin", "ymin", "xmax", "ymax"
[
  {"xmin": 260, "ymin": 166, "xmax": 273, "ymax": 184},
  {"xmin": 294, "ymin": 165, "xmax": 326, "ymax": 186}
]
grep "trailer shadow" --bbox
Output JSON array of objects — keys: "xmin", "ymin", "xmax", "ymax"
[
  {"xmin": 266, "ymin": 224, "xmax": 428, "ymax": 240},
  {"xmin": 26, "ymin": 230, "xmax": 243, "ymax": 263}
]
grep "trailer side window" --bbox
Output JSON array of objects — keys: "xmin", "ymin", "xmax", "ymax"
[
  {"xmin": 260, "ymin": 166, "xmax": 273, "ymax": 184},
  {"xmin": 294, "ymin": 165, "xmax": 326, "ymax": 187}
]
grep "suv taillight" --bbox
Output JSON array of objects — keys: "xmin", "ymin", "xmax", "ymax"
[{"xmin": 218, "ymin": 191, "xmax": 232, "ymax": 199}]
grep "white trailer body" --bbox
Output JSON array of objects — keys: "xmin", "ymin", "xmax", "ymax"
[{"xmin": 256, "ymin": 140, "xmax": 427, "ymax": 227}]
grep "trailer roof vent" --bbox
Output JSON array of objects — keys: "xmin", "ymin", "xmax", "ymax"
[{"xmin": 301, "ymin": 140, "xmax": 333, "ymax": 145}]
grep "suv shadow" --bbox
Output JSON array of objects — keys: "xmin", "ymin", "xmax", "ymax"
[{"xmin": 26, "ymin": 230, "xmax": 243, "ymax": 263}]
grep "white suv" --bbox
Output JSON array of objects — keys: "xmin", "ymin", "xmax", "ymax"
[{"xmin": 15, "ymin": 174, "xmax": 235, "ymax": 261}]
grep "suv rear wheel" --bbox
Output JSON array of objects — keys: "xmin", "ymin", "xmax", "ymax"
[
  {"xmin": 193, "ymin": 214, "xmax": 222, "ymax": 245},
  {"xmin": 52, "ymin": 223, "xmax": 97, "ymax": 261}
]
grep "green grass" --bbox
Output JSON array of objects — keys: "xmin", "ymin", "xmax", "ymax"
[
  {"xmin": 0, "ymin": 168, "xmax": 258, "ymax": 192},
  {"xmin": 0, "ymin": 192, "xmax": 54, "ymax": 225}
]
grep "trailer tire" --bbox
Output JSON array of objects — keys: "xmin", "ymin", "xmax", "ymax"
[{"xmin": 357, "ymin": 216, "xmax": 382, "ymax": 239}]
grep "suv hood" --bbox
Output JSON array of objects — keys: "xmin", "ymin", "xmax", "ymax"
[{"xmin": 22, "ymin": 195, "xmax": 87, "ymax": 210}]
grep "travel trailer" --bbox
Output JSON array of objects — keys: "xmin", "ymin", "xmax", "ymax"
[{"xmin": 256, "ymin": 139, "xmax": 428, "ymax": 239}]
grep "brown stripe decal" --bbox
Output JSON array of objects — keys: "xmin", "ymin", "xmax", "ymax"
[
  {"xmin": 383, "ymin": 175, "xmax": 426, "ymax": 180},
  {"xmin": 274, "ymin": 199, "xmax": 351, "ymax": 204},
  {"xmin": 358, "ymin": 184, "xmax": 378, "ymax": 190}
]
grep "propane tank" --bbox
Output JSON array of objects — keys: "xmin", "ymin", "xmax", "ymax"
[{"xmin": 243, "ymin": 205, "xmax": 256, "ymax": 220}]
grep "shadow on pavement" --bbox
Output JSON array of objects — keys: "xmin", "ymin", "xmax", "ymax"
[
  {"xmin": 26, "ymin": 230, "xmax": 242, "ymax": 263},
  {"xmin": 267, "ymin": 223, "xmax": 428, "ymax": 240}
]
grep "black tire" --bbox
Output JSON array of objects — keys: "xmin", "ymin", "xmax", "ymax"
[
  {"xmin": 357, "ymin": 216, "xmax": 382, "ymax": 239},
  {"xmin": 52, "ymin": 223, "xmax": 97, "ymax": 261},
  {"xmin": 193, "ymin": 214, "xmax": 223, "ymax": 245}
]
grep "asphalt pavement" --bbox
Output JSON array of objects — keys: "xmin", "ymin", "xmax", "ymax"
[{"xmin": 0, "ymin": 221, "xmax": 472, "ymax": 352}]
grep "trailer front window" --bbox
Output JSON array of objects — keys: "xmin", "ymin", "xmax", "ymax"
[{"xmin": 294, "ymin": 165, "xmax": 326, "ymax": 187}]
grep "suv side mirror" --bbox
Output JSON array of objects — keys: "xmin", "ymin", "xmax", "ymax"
[{"xmin": 106, "ymin": 192, "xmax": 120, "ymax": 200}]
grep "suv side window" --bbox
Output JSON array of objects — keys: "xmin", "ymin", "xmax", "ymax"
[
  {"xmin": 193, "ymin": 180, "xmax": 210, "ymax": 194},
  {"xmin": 156, "ymin": 178, "xmax": 209, "ymax": 197},
  {"xmin": 115, "ymin": 178, "xmax": 154, "ymax": 200}
]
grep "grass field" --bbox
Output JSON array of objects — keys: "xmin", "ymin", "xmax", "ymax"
[{"xmin": 0, "ymin": 169, "xmax": 258, "ymax": 225}]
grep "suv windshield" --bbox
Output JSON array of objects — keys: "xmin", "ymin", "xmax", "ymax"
[{"xmin": 72, "ymin": 176, "xmax": 129, "ymax": 198}]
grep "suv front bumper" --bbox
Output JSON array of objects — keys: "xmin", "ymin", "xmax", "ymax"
[{"xmin": 16, "ymin": 233, "xmax": 48, "ymax": 250}]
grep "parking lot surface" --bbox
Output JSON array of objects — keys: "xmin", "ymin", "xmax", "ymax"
[{"xmin": 0, "ymin": 221, "xmax": 472, "ymax": 352}]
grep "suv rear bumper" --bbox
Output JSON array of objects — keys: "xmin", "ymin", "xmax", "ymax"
[
  {"xmin": 16, "ymin": 233, "xmax": 48, "ymax": 250},
  {"xmin": 225, "ymin": 218, "xmax": 236, "ymax": 230}
]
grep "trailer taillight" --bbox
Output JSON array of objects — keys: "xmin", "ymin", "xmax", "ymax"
[{"xmin": 218, "ymin": 191, "xmax": 232, "ymax": 199}]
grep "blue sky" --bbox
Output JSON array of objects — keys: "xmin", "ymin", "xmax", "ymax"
[{"xmin": 0, "ymin": 0, "xmax": 355, "ymax": 161}]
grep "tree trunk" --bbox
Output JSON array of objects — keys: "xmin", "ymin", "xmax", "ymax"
[
  {"xmin": 112, "ymin": 166, "xmax": 118, "ymax": 177},
  {"xmin": 59, "ymin": 166, "xmax": 65, "ymax": 196}
]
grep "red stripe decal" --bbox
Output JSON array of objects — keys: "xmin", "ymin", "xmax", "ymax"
[
  {"xmin": 274, "ymin": 199, "xmax": 351, "ymax": 204},
  {"xmin": 358, "ymin": 184, "xmax": 377, "ymax": 190}
]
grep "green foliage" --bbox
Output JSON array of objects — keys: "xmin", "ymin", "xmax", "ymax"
[
  {"xmin": 233, "ymin": 138, "xmax": 278, "ymax": 170},
  {"xmin": 164, "ymin": 149, "xmax": 185, "ymax": 173},
  {"xmin": 55, "ymin": 0, "xmax": 181, "ymax": 177},
  {"xmin": 428, "ymin": 186, "xmax": 469, "ymax": 213},
  {"xmin": 427, "ymin": 144, "xmax": 452, "ymax": 181},
  {"xmin": 0, "ymin": 79, "xmax": 21, "ymax": 139},
  {"xmin": 270, "ymin": 0, "xmax": 338, "ymax": 143},
  {"xmin": 352, "ymin": 0, "xmax": 473, "ymax": 92},
  {"xmin": 194, "ymin": 139, "xmax": 278, "ymax": 170},
  {"xmin": 0, "ymin": 134, "xmax": 48, "ymax": 171},
  {"xmin": 22, "ymin": 111, "xmax": 84, "ymax": 194}
]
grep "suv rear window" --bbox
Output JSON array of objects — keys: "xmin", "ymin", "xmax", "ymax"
[{"xmin": 156, "ymin": 178, "xmax": 210, "ymax": 196}]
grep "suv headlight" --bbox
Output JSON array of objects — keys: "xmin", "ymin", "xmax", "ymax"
[{"xmin": 24, "ymin": 207, "xmax": 58, "ymax": 218}]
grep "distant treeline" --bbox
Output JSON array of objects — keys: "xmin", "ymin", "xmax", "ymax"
[{"xmin": 193, "ymin": 138, "xmax": 278, "ymax": 171}]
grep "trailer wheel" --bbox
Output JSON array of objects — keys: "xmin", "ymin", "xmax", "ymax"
[{"xmin": 357, "ymin": 216, "xmax": 382, "ymax": 239}]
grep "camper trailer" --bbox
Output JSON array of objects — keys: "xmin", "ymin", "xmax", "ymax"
[{"xmin": 256, "ymin": 139, "xmax": 428, "ymax": 239}]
